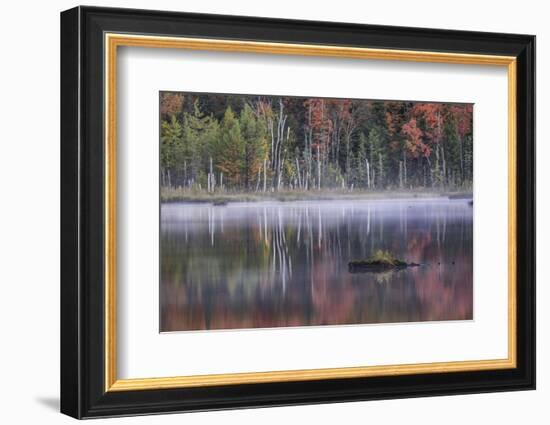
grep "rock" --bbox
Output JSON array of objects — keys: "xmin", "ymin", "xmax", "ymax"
[{"xmin": 348, "ymin": 250, "xmax": 421, "ymax": 274}]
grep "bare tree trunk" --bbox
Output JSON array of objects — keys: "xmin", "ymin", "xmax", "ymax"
[
  {"xmin": 435, "ymin": 110, "xmax": 444, "ymax": 188},
  {"xmin": 263, "ymin": 158, "xmax": 267, "ymax": 192},
  {"xmin": 268, "ymin": 98, "xmax": 289, "ymax": 191},
  {"xmin": 441, "ymin": 145, "xmax": 447, "ymax": 188},
  {"xmin": 303, "ymin": 134, "xmax": 309, "ymax": 191},
  {"xmin": 304, "ymin": 103, "xmax": 313, "ymax": 192},
  {"xmin": 345, "ymin": 134, "xmax": 351, "ymax": 185},
  {"xmin": 403, "ymin": 151, "xmax": 407, "ymax": 186},
  {"xmin": 372, "ymin": 168, "xmax": 376, "ymax": 189},
  {"xmin": 276, "ymin": 126, "xmax": 289, "ymax": 190},
  {"xmin": 459, "ymin": 136, "xmax": 464, "ymax": 184},
  {"xmin": 378, "ymin": 153, "xmax": 384, "ymax": 188},
  {"xmin": 256, "ymin": 168, "xmax": 261, "ymax": 192},
  {"xmin": 184, "ymin": 160, "xmax": 187, "ymax": 186},
  {"xmin": 295, "ymin": 157, "xmax": 302, "ymax": 189},
  {"xmin": 269, "ymin": 119, "xmax": 275, "ymax": 172},
  {"xmin": 369, "ymin": 136, "xmax": 375, "ymax": 189},
  {"xmin": 317, "ymin": 144, "xmax": 321, "ymax": 190},
  {"xmin": 433, "ymin": 145, "xmax": 441, "ymax": 185},
  {"xmin": 308, "ymin": 129, "xmax": 313, "ymax": 190},
  {"xmin": 365, "ymin": 159, "xmax": 371, "ymax": 189},
  {"xmin": 209, "ymin": 157, "xmax": 214, "ymax": 192},
  {"xmin": 427, "ymin": 156, "xmax": 433, "ymax": 187}
]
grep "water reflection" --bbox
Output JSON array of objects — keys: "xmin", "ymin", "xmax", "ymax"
[{"xmin": 160, "ymin": 199, "xmax": 473, "ymax": 331}]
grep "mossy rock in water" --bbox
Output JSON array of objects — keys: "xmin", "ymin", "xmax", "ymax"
[
  {"xmin": 354, "ymin": 249, "xmax": 407, "ymax": 266},
  {"xmin": 349, "ymin": 250, "xmax": 420, "ymax": 273}
]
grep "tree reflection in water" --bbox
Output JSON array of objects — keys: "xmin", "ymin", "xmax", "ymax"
[{"xmin": 160, "ymin": 199, "xmax": 473, "ymax": 331}]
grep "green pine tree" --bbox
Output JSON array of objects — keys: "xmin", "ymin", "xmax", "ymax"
[{"xmin": 216, "ymin": 107, "xmax": 244, "ymax": 188}]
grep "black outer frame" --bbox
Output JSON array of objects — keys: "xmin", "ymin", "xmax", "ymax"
[{"xmin": 60, "ymin": 5, "xmax": 535, "ymax": 419}]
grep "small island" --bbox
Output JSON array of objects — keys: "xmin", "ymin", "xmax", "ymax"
[{"xmin": 349, "ymin": 250, "xmax": 421, "ymax": 273}]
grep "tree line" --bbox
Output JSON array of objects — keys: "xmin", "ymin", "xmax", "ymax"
[{"xmin": 160, "ymin": 92, "xmax": 473, "ymax": 193}]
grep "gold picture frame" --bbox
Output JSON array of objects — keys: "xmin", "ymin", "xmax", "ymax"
[{"xmin": 104, "ymin": 33, "xmax": 517, "ymax": 392}]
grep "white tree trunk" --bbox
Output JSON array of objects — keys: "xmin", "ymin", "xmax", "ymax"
[
  {"xmin": 378, "ymin": 153, "xmax": 383, "ymax": 188},
  {"xmin": 295, "ymin": 157, "xmax": 302, "ymax": 189},
  {"xmin": 263, "ymin": 158, "xmax": 267, "ymax": 192},
  {"xmin": 365, "ymin": 159, "xmax": 371, "ymax": 189}
]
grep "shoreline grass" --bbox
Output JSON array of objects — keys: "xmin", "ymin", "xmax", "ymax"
[{"xmin": 160, "ymin": 187, "xmax": 473, "ymax": 204}]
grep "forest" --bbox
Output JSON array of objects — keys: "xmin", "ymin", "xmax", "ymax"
[{"xmin": 160, "ymin": 92, "xmax": 473, "ymax": 198}]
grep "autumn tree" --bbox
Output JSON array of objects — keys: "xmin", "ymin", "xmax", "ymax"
[
  {"xmin": 160, "ymin": 92, "xmax": 184, "ymax": 121},
  {"xmin": 159, "ymin": 91, "xmax": 473, "ymax": 193}
]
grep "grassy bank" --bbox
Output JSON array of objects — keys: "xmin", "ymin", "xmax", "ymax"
[{"xmin": 160, "ymin": 187, "xmax": 473, "ymax": 204}]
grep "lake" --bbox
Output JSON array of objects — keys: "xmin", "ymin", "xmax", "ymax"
[{"xmin": 160, "ymin": 198, "xmax": 473, "ymax": 332}]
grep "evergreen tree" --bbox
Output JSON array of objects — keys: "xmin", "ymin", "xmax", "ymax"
[
  {"xmin": 160, "ymin": 115, "xmax": 182, "ymax": 187},
  {"xmin": 240, "ymin": 104, "xmax": 267, "ymax": 190},
  {"xmin": 368, "ymin": 125, "xmax": 386, "ymax": 188},
  {"xmin": 216, "ymin": 107, "xmax": 244, "ymax": 187}
]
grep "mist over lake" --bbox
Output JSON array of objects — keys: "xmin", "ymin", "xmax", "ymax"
[{"xmin": 160, "ymin": 198, "xmax": 473, "ymax": 332}]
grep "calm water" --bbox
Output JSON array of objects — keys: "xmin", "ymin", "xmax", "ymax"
[{"xmin": 160, "ymin": 198, "xmax": 473, "ymax": 332}]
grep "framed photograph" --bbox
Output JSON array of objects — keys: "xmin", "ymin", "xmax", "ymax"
[{"xmin": 60, "ymin": 6, "xmax": 535, "ymax": 419}]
